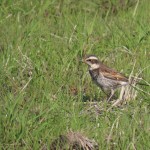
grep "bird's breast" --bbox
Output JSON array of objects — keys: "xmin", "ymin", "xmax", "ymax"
[{"xmin": 89, "ymin": 69, "xmax": 99, "ymax": 80}]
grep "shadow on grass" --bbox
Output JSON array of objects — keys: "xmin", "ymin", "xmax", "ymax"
[{"xmin": 82, "ymin": 94, "xmax": 104, "ymax": 102}]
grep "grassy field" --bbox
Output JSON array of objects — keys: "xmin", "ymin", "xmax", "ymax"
[{"xmin": 0, "ymin": 0, "xmax": 150, "ymax": 149}]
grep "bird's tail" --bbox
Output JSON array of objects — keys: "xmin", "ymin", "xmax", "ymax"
[{"xmin": 129, "ymin": 76, "xmax": 149, "ymax": 86}]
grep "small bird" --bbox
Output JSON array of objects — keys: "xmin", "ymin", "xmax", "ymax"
[{"xmin": 83, "ymin": 55, "xmax": 129, "ymax": 101}]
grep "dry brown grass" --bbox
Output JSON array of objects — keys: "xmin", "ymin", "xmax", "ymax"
[{"xmin": 50, "ymin": 131, "xmax": 99, "ymax": 150}]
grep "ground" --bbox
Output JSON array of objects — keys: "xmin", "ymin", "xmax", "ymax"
[{"xmin": 0, "ymin": 0, "xmax": 150, "ymax": 149}]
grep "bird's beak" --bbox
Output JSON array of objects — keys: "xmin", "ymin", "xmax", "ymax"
[{"xmin": 81, "ymin": 58, "xmax": 85, "ymax": 63}]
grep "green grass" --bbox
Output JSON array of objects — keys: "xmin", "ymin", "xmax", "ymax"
[{"xmin": 0, "ymin": 0, "xmax": 150, "ymax": 149}]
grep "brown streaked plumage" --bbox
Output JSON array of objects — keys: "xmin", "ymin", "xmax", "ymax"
[
  {"xmin": 99, "ymin": 64, "xmax": 128, "ymax": 82},
  {"xmin": 83, "ymin": 55, "xmax": 129, "ymax": 101}
]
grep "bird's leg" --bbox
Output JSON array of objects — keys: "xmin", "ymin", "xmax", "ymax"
[
  {"xmin": 107, "ymin": 89, "xmax": 115, "ymax": 102},
  {"xmin": 110, "ymin": 86, "xmax": 126, "ymax": 107}
]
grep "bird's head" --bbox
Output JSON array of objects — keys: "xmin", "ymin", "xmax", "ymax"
[{"xmin": 83, "ymin": 55, "xmax": 100, "ymax": 70}]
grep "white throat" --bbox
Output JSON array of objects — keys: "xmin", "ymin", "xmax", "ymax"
[{"xmin": 89, "ymin": 64, "xmax": 100, "ymax": 70}]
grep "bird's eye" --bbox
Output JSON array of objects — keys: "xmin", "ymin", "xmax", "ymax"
[{"xmin": 88, "ymin": 59, "xmax": 91, "ymax": 61}]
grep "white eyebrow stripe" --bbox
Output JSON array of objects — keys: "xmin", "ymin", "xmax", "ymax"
[{"xmin": 86, "ymin": 56, "xmax": 98, "ymax": 60}]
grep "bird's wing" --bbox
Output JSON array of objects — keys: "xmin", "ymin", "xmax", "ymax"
[{"xmin": 100, "ymin": 64, "xmax": 128, "ymax": 82}]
